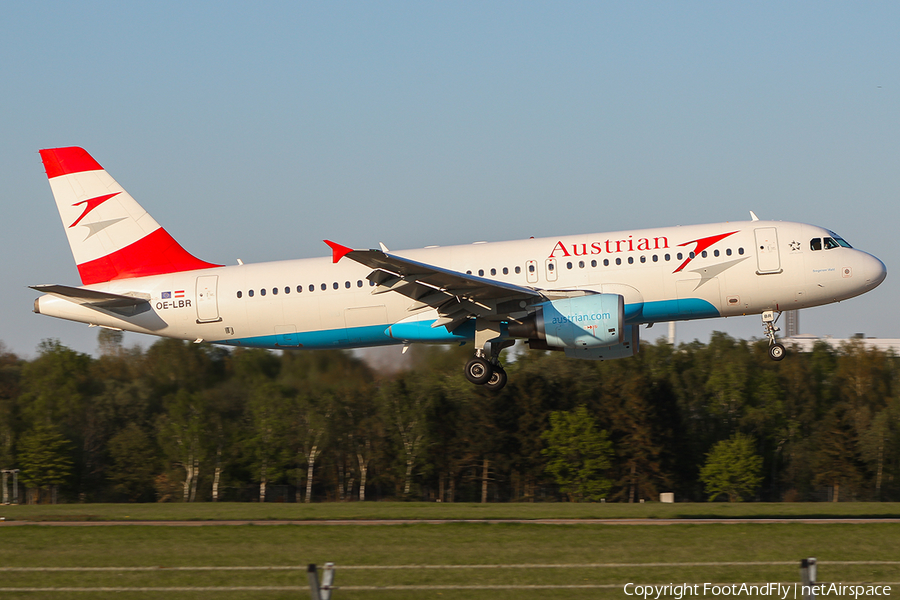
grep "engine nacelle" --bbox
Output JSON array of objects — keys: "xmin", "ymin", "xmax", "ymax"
[
  {"xmin": 564, "ymin": 324, "xmax": 640, "ymax": 360},
  {"xmin": 509, "ymin": 293, "xmax": 624, "ymax": 349}
]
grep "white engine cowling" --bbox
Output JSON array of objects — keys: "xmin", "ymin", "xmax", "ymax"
[{"xmin": 509, "ymin": 293, "xmax": 624, "ymax": 349}]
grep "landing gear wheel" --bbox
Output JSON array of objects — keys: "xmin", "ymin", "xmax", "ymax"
[
  {"xmin": 464, "ymin": 357, "xmax": 494, "ymax": 385},
  {"xmin": 483, "ymin": 367, "xmax": 508, "ymax": 392},
  {"xmin": 768, "ymin": 343, "xmax": 786, "ymax": 361}
]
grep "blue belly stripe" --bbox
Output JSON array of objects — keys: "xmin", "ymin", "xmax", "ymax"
[{"xmin": 214, "ymin": 298, "xmax": 719, "ymax": 349}]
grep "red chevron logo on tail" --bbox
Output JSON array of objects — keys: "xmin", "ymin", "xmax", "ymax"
[{"xmin": 69, "ymin": 192, "xmax": 121, "ymax": 228}]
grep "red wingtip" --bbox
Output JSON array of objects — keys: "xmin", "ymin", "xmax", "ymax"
[{"xmin": 324, "ymin": 240, "xmax": 354, "ymax": 263}]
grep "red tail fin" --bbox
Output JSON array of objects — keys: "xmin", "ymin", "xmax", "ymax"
[{"xmin": 40, "ymin": 147, "xmax": 220, "ymax": 284}]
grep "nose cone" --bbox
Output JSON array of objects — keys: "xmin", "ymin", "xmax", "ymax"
[{"xmin": 860, "ymin": 252, "xmax": 887, "ymax": 290}]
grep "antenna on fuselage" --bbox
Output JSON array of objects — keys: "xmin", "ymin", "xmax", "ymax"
[{"xmin": 749, "ymin": 211, "xmax": 760, "ymax": 221}]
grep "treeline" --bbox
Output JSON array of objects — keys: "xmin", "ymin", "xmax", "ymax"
[{"xmin": 1, "ymin": 330, "xmax": 899, "ymax": 504}]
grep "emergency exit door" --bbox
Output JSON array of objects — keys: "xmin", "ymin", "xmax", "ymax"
[{"xmin": 754, "ymin": 227, "xmax": 782, "ymax": 274}]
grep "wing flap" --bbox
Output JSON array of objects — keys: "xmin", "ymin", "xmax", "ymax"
[{"xmin": 326, "ymin": 241, "xmax": 544, "ymax": 330}]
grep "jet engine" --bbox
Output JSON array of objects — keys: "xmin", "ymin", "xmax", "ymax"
[{"xmin": 508, "ymin": 293, "xmax": 625, "ymax": 349}]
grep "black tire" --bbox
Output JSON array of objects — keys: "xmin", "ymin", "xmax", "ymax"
[
  {"xmin": 483, "ymin": 367, "xmax": 508, "ymax": 392},
  {"xmin": 464, "ymin": 357, "xmax": 493, "ymax": 385},
  {"xmin": 768, "ymin": 343, "xmax": 786, "ymax": 361}
]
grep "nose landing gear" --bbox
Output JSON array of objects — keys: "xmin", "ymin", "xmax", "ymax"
[{"xmin": 762, "ymin": 310, "xmax": 786, "ymax": 361}]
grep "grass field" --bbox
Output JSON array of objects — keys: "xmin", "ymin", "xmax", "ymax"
[
  {"xmin": 1, "ymin": 504, "xmax": 899, "ymax": 599},
  {"xmin": 3, "ymin": 501, "xmax": 900, "ymax": 522}
]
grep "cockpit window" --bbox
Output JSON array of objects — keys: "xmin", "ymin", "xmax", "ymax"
[
  {"xmin": 813, "ymin": 232, "xmax": 853, "ymax": 251},
  {"xmin": 826, "ymin": 230, "xmax": 853, "ymax": 248}
]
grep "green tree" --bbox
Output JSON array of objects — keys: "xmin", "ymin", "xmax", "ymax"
[
  {"xmin": 541, "ymin": 406, "xmax": 613, "ymax": 502},
  {"xmin": 0, "ymin": 343, "xmax": 22, "ymax": 470},
  {"xmin": 157, "ymin": 390, "xmax": 207, "ymax": 502},
  {"xmin": 108, "ymin": 423, "xmax": 158, "ymax": 502},
  {"xmin": 812, "ymin": 403, "xmax": 867, "ymax": 501},
  {"xmin": 700, "ymin": 432, "xmax": 763, "ymax": 502},
  {"xmin": 17, "ymin": 423, "xmax": 73, "ymax": 504}
]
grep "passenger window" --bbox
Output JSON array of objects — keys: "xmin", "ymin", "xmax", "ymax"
[
  {"xmin": 321, "ymin": 283, "xmax": 327, "ymax": 291},
  {"xmin": 309, "ymin": 284, "xmax": 315, "ymax": 292},
  {"xmin": 515, "ymin": 266, "xmax": 521, "ymax": 274},
  {"xmin": 677, "ymin": 253, "xmax": 683, "ymax": 260},
  {"xmin": 248, "ymin": 289, "xmax": 254, "ymax": 297},
  {"xmin": 528, "ymin": 264, "xmax": 535, "ymax": 273},
  {"xmin": 237, "ymin": 291, "xmax": 242, "ymax": 298},
  {"xmin": 689, "ymin": 252, "xmax": 695, "ymax": 259},
  {"xmin": 272, "ymin": 287, "xmax": 278, "ymax": 295},
  {"xmin": 714, "ymin": 250, "xmax": 719, "ymax": 257},
  {"xmin": 738, "ymin": 248, "xmax": 744, "ymax": 255},
  {"xmin": 726, "ymin": 248, "xmax": 732, "ymax": 256},
  {"xmin": 616, "ymin": 258, "xmax": 622, "ymax": 265},
  {"xmin": 640, "ymin": 256, "xmax": 646, "ymax": 263},
  {"xmin": 579, "ymin": 260, "xmax": 585, "ymax": 268},
  {"xmin": 260, "ymin": 289, "xmax": 266, "ymax": 296},
  {"xmin": 652, "ymin": 255, "xmax": 658, "ymax": 262},
  {"xmin": 701, "ymin": 251, "xmax": 707, "ymax": 258},
  {"xmin": 604, "ymin": 259, "xmax": 609, "ymax": 266},
  {"xmin": 478, "ymin": 269, "xmax": 484, "ymax": 276},
  {"xmin": 591, "ymin": 260, "xmax": 597, "ymax": 267},
  {"xmin": 285, "ymin": 286, "xmax": 290, "ymax": 294},
  {"xmin": 628, "ymin": 257, "xmax": 634, "ymax": 264},
  {"xmin": 490, "ymin": 268, "xmax": 497, "ymax": 276},
  {"xmin": 297, "ymin": 285, "xmax": 303, "ymax": 293},
  {"xmin": 810, "ymin": 238, "xmax": 822, "ymax": 251},
  {"xmin": 502, "ymin": 267, "xmax": 508, "ymax": 275},
  {"xmin": 566, "ymin": 262, "xmax": 573, "ymax": 269},
  {"xmin": 357, "ymin": 280, "xmax": 363, "ymax": 287},
  {"xmin": 665, "ymin": 254, "xmax": 670, "ymax": 261},
  {"xmin": 345, "ymin": 281, "xmax": 351, "ymax": 288},
  {"xmin": 548, "ymin": 263, "xmax": 555, "ymax": 271},
  {"xmin": 333, "ymin": 282, "xmax": 339, "ymax": 290},
  {"xmin": 370, "ymin": 280, "xmax": 376, "ymax": 286}
]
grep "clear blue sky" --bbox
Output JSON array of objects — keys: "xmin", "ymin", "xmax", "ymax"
[{"xmin": 2, "ymin": 1, "xmax": 898, "ymax": 358}]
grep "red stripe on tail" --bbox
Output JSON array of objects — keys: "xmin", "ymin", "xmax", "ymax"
[
  {"xmin": 77, "ymin": 228, "xmax": 221, "ymax": 285},
  {"xmin": 40, "ymin": 147, "xmax": 104, "ymax": 179}
]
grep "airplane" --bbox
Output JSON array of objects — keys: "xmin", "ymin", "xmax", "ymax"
[{"xmin": 32, "ymin": 147, "xmax": 887, "ymax": 391}]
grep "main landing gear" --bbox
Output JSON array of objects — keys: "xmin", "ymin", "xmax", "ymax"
[
  {"xmin": 762, "ymin": 310, "xmax": 786, "ymax": 361},
  {"xmin": 464, "ymin": 320, "xmax": 514, "ymax": 391}
]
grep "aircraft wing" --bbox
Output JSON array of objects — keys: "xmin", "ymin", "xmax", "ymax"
[
  {"xmin": 30, "ymin": 284, "xmax": 151, "ymax": 308},
  {"xmin": 325, "ymin": 241, "xmax": 543, "ymax": 330}
]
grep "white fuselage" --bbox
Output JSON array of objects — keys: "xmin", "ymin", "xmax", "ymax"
[{"xmin": 35, "ymin": 220, "xmax": 886, "ymax": 350}]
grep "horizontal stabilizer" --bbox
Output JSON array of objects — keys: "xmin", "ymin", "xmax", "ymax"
[{"xmin": 30, "ymin": 284, "xmax": 150, "ymax": 308}]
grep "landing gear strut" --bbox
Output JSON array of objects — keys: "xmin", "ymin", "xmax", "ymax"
[
  {"xmin": 463, "ymin": 320, "xmax": 513, "ymax": 391},
  {"xmin": 762, "ymin": 310, "xmax": 785, "ymax": 361}
]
